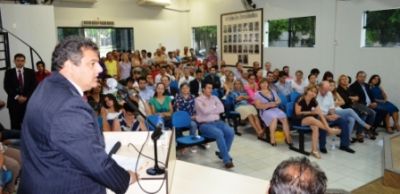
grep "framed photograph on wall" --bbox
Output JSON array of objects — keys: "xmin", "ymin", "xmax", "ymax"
[{"xmin": 221, "ymin": 9, "xmax": 263, "ymax": 67}]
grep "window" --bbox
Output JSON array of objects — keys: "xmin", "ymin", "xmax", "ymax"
[
  {"xmin": 192, "ymin": 26, "xmax": 217, "ymax": 59},
  {"xmin": 363, "ymin": 8, "xmax": 400, "ymax": 47},
  {"xmin": 266, "ymin": 16, "xmax": 316, "ymax": 47},
  {"xmin": 57, "ymin": 27, "xmax": 134, "ymax": 57}
]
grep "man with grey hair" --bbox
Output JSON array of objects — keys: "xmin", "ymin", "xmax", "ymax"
[
  {"xmin": 268, "ymin": 157, "xmax": 327, "ymax": 194},
  {"xmin": 317, "ymin": 81, "xmax": 354, "ymax": 154},
  {"xmin": 19, "ymin": 37, "xmax": 138, "ymax": 194}
]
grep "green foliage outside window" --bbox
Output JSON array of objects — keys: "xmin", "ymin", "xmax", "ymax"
[
  {"xmin": 365, "ymin": 9, "xmax": 400, "ymax": 47},
  {"xmin": 192, "ymin": 26, "xmax": 217, "ymax": 57},
  {"xmin": 268, "ymin": 16, "xmax": 315, "ymax": 47}
]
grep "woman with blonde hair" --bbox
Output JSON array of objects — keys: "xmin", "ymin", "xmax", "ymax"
[{"xmin": 293, "ymin": 86, "xmax": 341, "ymax": 159}]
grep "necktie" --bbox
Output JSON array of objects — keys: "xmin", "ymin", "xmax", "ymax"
[{"xmin": 18, "ymin": 70, "xmax": 24, "ymax": 90}]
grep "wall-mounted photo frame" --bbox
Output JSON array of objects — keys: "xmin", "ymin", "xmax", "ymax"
[{"xmin": 221, "ymin": 9, "xmax": 263, "ymax": 67}]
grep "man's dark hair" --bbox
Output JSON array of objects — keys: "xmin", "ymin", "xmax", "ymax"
[
  {"xmin": 282, "ymin": 65, "xmax": 289, "ymax": 70},
  {"xmin": 123, "ymin": 102, "xmax": 138, "ymax": 114},
  {"xmin": 195, "ymin": 69, "xmax": 203, "ymax": 74},
  {"xmin": 278, "ymin": 71, "xmax": 288, "ymax": 78},
  {"xmin": 310, "ymin": 68, "xmax": 320, "ymax": 76},
  {"xmin": 356, "ymin": 70, "xmax": 366, "ymax": 78},
  {"xmin": 269, "ymin": 157, "xmax": 327, "ymax": 194},
  {"xmin": 14, "ymin": 53, "xmax": 26, "ymax": 60},
  {"xmin": 322, "ymin": 71, "xmax": 334, "ymax": 81},
  {"xmin": 202, "ymin": 80, "xmax": 213, "ymax": 89},
  {"xmin": 36, "ymin": 61, "xmax": 45, "ymax": 67},
  {"xmin": 138, "ymin": 76, "xmax": 147, "ymax": 82},
  {"xmin": 51, "ymin": 36, "xmax": 99, "ymax": 71}
]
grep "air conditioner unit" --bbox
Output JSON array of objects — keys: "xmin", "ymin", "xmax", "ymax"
[{"xmin": 137, "ymin": 0, "xmax": 171, "ymax": 7}]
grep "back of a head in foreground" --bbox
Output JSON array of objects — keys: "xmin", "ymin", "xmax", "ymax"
[{"xmin": 269, "ymin": 157, "xmax": 327, "ymax": 194}]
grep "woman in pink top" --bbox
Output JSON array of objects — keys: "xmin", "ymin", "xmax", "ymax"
[{"xmin": 244, "ymin": 74, "xmax": 259, "ymax": 104}]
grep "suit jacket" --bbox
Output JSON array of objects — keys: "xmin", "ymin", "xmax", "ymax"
[
  {"xmin": 349, "ymin": 81, "xmax": 375, "ymax": 105},
  {"xmin": 190, "ymin": 79, "xmax": 202, "ymax": 97},
  {"xmin": 203, "ymin": 74, "xmax": 221, "ymax": 89},
  {"xmin": 18, "ymin": 72, "xmax": 130, "ymax": 194},
  {"xmin": 3, "ymin": 67, "xmax": 36, "ymax": 108}
]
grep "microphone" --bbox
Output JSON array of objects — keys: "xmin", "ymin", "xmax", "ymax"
[{"xmin": 108, "ymin": 141, "xmax": 121, "ymax": 156}]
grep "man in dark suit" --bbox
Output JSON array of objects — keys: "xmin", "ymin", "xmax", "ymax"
[
  {"xmin": 3, "ymin": 53, "xmax": 36, "ymax": 130},
  {"xmin": 203, "ymin": 66, "xmax": 221, "ymax": 89},
  {"xmin": 190, "ymin": 69, "xmax": 203, "ymax": 97},
  {"xmin": 18, "ymin": 37, "xmax": 137, "ymax": 194},
  {"xmin": 349, "ymin": 71, "xmax": 386, "ymax": 135}
]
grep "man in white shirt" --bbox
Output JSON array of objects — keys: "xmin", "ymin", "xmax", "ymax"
[
  {"xmin": 316, "ymin": 81, "xmax": 354, "ymax": 154},
  {"xmin": 178, "ymin": 66, "xmax": 194, "ymax": 87}
]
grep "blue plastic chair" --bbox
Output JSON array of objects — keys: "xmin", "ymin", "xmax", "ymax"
[
  {"xmin": 172, "ymin": 111, "xmax": 204, "ymax": 148},
  {"xmin": 277, "ymin": 92, "xmax": 288, "ymax": 110},
  {"xmin": 146, "ymin": 115, "xmax": 164, "ymax": 131},
  {"xmin": 170, "ymin": 80, "xmax": 179, "ymax": 91},
  {"xmin": 286, "ymin": 102, "xmax": 312, "ymax": 155},
  {"xmin": 290, "ymin": 91, "xmax": 301, "ymax": 102},
  {"xmin": 2, "ymin": 170, "xmax": 12, "ymax": 185},
  {"xmin": 222, "ymin": 95, "xmax": 242, "ymax": 136}
]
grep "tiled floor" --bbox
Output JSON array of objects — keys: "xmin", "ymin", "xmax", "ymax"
[{"xmin": 177, "ymin": 125, "xmax": 389, "ymax": 192}]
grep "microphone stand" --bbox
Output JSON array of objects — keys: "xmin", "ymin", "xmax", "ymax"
[{"xmin": 118, "ymin": 89, "xmax": 165, "ymax": 176}]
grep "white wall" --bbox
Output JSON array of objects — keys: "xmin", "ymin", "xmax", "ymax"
[
  {"xmin": 54, "ymin": 0, "xmax": 191, "ymax": 53},
  {"xmin": 188, "ymin": 0, "xmax": 400, "ymax": 107},
  {"xmin": 0, "ymin": 4, "xmax": 57, "ymax": 128}
]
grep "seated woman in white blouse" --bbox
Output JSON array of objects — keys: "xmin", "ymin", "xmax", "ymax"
[{"xmin": 291, "ymin": 70, "xmax": 308, "ymax": 94}]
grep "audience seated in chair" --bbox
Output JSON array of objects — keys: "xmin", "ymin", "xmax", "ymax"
[
  {"xmin": 161, "ymin": 75, "xmax": 178, "ymax": 99},
  {"xmin": 368, "ymin": 74, "xmax": 400, "ymax": 132},
  {"xmin": 275, "ymin": 71, "xmax": 292, "ymax": 100},
  {"xmin": 317, "ymin": 81, "xmax": 354, "ymax": 154},
  {"xmin": 253, "ymin": 79, "xmax": 292, "ymax": 146},
  {"xmin": 149, "ymin": 83, "xmax": 173, "ymax": 128},
  {"xmin": 328, "ymin": 80, "xmax": 372, "ymax": 143},
  {"xmin": 291, "ymin": 70, "xmax": 307, "ymax": 95},
  {"xmin": 268, "ymin": 157, "xmax": 327, "ymax": 194},
  {"xmin": 195, "ymin": 82, "xmax": 235, "ymax": 169},
  {"xmin": 174, "ymin": 83, "xmax": 198, "ymax": 138},
  {"xmin": 138, "ymin": 76, "xmax": 154, "ymax": 103},
  {"xmin": 293, "ymin": 86, "xmax": 340, "ymax": 159},
  {"xmin": 189, "ymin": 69, "xmax": 203, "ymax": 97},
  {"xmin": 101, "ymin": 94, "xmax": 122, "ymax": 131},
  {"xmin": 0, "ymin": 141, "xmax": 21, "ymax": 194},
  {"xmin": 112, "ymin": 103, "xmax": 147, "ymax": 132},
  {"xmin": 243, "ymin": 74, "xmax": 259, "ymax": 104},
  {"xmin": 203, "ymin": 66, "xmax": 221, "ymax": 90},
  {"xmin": 349, "ymin": 71, "xmax": 389, "ymax": 133},
  {"xmin": 229, "ymin": 80, "xmax": 265, "ymax": 141},
  {"xmin": 222, "ymin": 70, "xmax": 235, "ymax": 99},
  {"xmin": 336, "ymin": 74, "xmax": 376, "ymax": 140}
]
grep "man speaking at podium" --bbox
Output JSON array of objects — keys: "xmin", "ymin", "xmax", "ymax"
[{"xmin": 18, "ymin": 37, "xmax": 137, "ymax": 194}]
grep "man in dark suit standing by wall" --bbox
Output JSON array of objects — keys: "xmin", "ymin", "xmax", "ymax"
[
  {"xmin": 3, "ymin": 53, "xmax": 36, "ymax": 130},
  {"xmin": 18, "ymin": 37, "xmax": 137, "ymax": 194}
]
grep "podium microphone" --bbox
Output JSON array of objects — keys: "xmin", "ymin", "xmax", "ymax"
[{"xmin": 108, "ymin": 141, "xmax": 121, "ymax": 156}]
